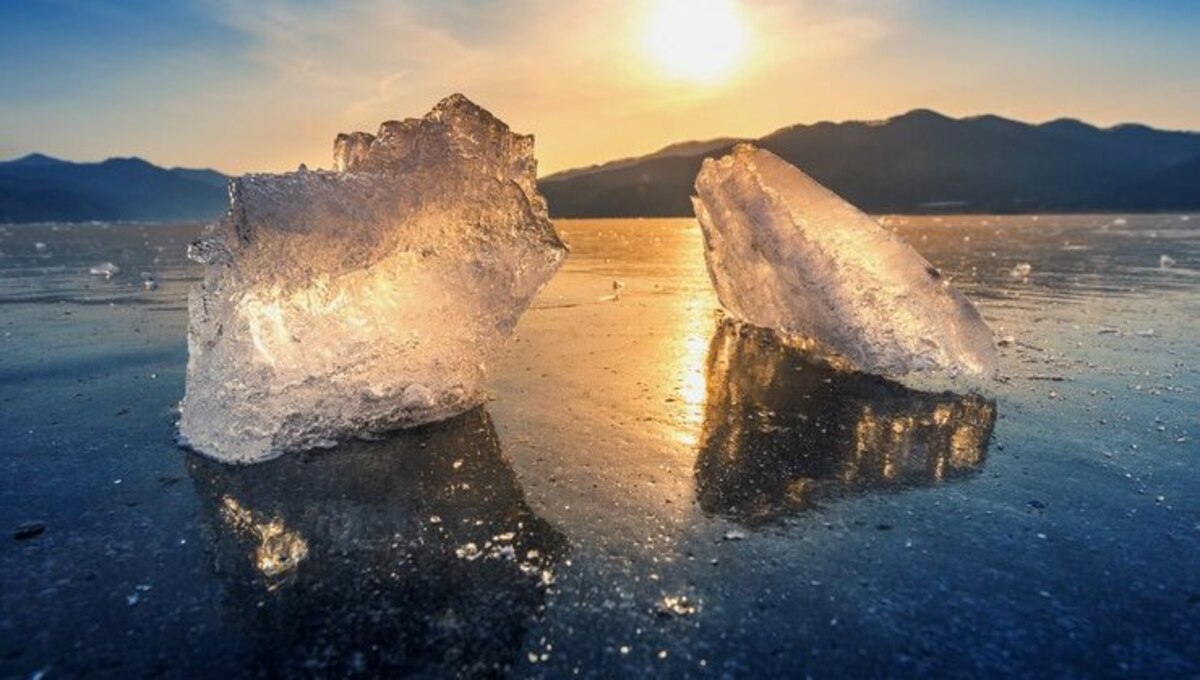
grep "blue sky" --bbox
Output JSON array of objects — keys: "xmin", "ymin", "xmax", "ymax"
[{"xmin": 2, "ymin": 0, "xmax": 1198, "ymax": 174}]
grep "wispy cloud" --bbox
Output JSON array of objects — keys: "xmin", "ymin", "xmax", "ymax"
[
  {"xmin": 6, "ymin": 0, "xmax": 1199, "ymax": 174},
  {"xmin": 202, "ymin": 0, "xmax": 903, "ymax": 171}
]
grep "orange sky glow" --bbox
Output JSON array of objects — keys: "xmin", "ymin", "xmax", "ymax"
[{"xmin": 1, "ymin": 0, "xmax": 1198, "ymax": 175}]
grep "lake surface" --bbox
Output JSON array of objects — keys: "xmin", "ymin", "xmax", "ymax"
[{"xmin": 1, "ymin": 215, "xmax": 1197, "ymax": 677}]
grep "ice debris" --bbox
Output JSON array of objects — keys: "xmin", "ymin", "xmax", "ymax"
[
  {"xmin": 89, "ymin": 262, "xmax": 120, "ymax": 278},
  {"xmin": 692, "ymin": 145, "xmax": 998, "ymax": 378},
  {"xmin": 1159, "ymin": 254, "xmax": 1175, "ymax": 269},
  {"xmin": 179, "ymin": 94, "xmax": 567, "ymax": 462}
]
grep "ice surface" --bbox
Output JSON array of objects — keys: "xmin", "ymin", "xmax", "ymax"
[
  {"xmin": 179, "ymin": 94, "xmax": 567, "ymax": 463},
  {"xmin": 692, "ymin": 145, "xmax": 998, "ymax": 378}
]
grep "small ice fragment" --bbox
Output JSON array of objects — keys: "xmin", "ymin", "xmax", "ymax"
[
  {"xmin": 34, "ymin": 242, "xmax": 47, "ymax": 251},
  {"xmin": 1135, "ymin": 329, "xmax": 1156, "ymax": 337},
  {"xmin": 143, "ymin": 278, "xmax": 159, "ymax": 291},
  {"xmin": 455, "ymin": 542, "xmax": 481, "ymax": 561},
  {"xmin": 658, "ymin": 595, "xmax": 698, "ymax": 617},
  {"xmin": 998, "ymin": 335, "xmax": 1015, "ymax": 347},
  {"xmin": 89, "ymin": 262, "xmax": 120, "ymax": 278},
  {"xmin": 692, "ymin": 145, "xmax": 998, "ymax": 378},
  {"xmin": 1159, "ymin": 254, "xmax": 1175, "ymax": 268},
  {"xmin": 1009, "ymin": 262, "xmax": 1032, "ymax": 280}
]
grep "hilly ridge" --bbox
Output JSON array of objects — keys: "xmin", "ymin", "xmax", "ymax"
[
  {"xmin": 0, "ymin": 154, "xmax": 229, "ymax": 223},
  {"xmin": 3, "ymin": 111, "xmax": 1197, "ymax": 224},
  {"xmin": 540, "ymin": 111, "xmax": 1200, "ymax": 217}
]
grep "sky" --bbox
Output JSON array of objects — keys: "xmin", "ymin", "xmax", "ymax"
[{"xmin": 2, "ymin": 0, "xmax": 1199, "ymax": 176}]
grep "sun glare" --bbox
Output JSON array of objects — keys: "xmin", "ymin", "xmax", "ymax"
[{"xmin": 644, "ymin": 0, "xmax": 747, "ymax": 84}]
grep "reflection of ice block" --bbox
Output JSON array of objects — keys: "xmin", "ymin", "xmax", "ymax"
[
  {"xmin": 180, "ymin": 94, "xmax": 567, "ymax": 462},
  {"xmin": 696, "ymin": 321, "xmax": 996, "ymax": 525},
  {"xmin": 187, "ymin": 408, "xmax": 565, "ymax": 675},
  {"xmin": 693, "ymin": 145, "xmax": 998, "ymax": 378}
]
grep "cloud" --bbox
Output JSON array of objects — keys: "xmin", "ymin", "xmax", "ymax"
[{"xmin": 198, "ymin": 0, "xmax": 905, "ymax": 171}]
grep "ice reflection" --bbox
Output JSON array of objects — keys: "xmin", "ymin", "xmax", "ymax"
[
  {"xmin": 218, "ymin": 496, "xmax": 309, "ymax": 585},
  {"xmin": 695, "ymin": 321, "xmax": 996, "ymax": 526},
  {"xmin": 187, "ymin": 407, "xmax": 565, "ymax": 676}
]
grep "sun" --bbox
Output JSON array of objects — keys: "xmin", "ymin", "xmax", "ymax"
[{"xmin": 643, "ymin": 0, "xmax": 747, "ymax": 84}]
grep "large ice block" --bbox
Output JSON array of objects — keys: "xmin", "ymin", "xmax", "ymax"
[
  {"xmin": 179, "ymin": 94, "xmax": 567, "ymax": 463},
  {"xmin": 692, "ymin": 145, "xmax": 998, "ymax": 378}
]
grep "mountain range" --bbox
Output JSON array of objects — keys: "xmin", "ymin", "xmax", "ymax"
[
  {"xmin": 0, "ymin": 154, "xmax": 228, "ymax": 223},
  {"xmin": 540, "ymin": 110, "xmax": 1200, "ymax": 216},
  {"xmin": 3, "ymin": 110, "xmax": 1198, "ymax": 223}
]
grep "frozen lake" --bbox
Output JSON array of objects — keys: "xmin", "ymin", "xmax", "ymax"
[{"xmin": 1, "ymin": 215, "xmax": 1197, "ymax": 676}]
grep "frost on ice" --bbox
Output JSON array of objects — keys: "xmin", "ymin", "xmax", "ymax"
[
  {"xmin": 692, "ymin": 145, "xmax": 998, "ymax": 378},
  {"xmin": 179, "ymin": 94, "xmax": 567, "ymax": 463}
]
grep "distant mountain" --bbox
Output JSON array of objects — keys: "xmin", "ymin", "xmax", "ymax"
[
  {"xmin": 540, "ymin": 112, "xmax": 1200, "ymax": 217},
  {"xmin": 545, "ymin": 137, "xmax": 740, "ymax": 183},
  {"xmin": 0, "ymin": 154, "xmax": 230, "ymax": 223},
  {"xmin": 1106, "ymin": 154, "xmax": 1200, "ymax": 211}
]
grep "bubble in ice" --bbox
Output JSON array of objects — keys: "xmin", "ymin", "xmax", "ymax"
[
  {"xmin": 178, "ymin": 94, "xmax": 567, "ymax": 463},
  {"xmin": 692, "ymin": 144, "xmax": 998, "ymax": 378}
]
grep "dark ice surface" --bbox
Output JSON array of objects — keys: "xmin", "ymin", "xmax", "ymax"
[{"xmin": 0, "ymin": 216, "xmax": 1197, "ymax": 677}]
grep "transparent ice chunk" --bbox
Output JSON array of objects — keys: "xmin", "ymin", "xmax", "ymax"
[
  {"xmin": 179, "ymin": 94, "xmax": 567, "ymax": 463},
  {"xmin": 692, "ymin": 145, "xmax": 998, "ymax": 378}
]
